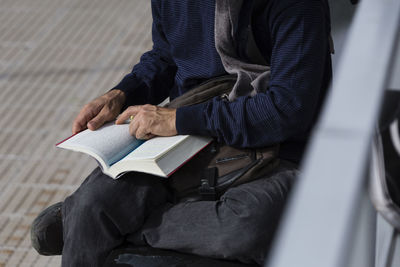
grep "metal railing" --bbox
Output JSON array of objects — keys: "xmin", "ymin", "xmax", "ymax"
[{"xmin": 266, "ymin": 0, "xmax": 400, "ymax": 266}]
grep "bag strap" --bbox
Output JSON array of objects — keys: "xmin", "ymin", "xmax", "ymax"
[{"xmin": 166, "ymin": 75, "xmax": 236, "ymax": 109}]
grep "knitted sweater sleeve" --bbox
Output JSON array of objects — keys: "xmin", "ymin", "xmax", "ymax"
[
  {"xmin": 176, "ymin": 0, "xmax": 330, "ymax": 148},
  {"xmin": 112, "ymin": 0, "xmax": 177, "ymax": 107}
]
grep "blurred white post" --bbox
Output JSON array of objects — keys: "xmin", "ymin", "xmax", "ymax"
[{"xmin": 265, "ymin": 0, "xmax": 400, "ymax": 266}]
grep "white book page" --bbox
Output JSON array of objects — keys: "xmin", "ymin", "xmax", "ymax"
[
  {"xmin": 58, "ymin": 122, "xmax": 143, "ymax": 166},
  {"xmin": 120, "ymin": 135, "xmax": 189, "ymax": 161}
]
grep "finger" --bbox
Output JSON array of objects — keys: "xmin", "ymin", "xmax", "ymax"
[
  {"xmin": 87, "ymin": 107, "xmax": 114, "ymax": 130},
  {"xmin": 72, "ymin": 119, "xmax": 87, "ymax": 134},
  {"xmin": 142, "ymin": 133, "xmax": 155, "ymax": 140},
  {"xmin": 135, "ymin": 126, "xmax": 150, "ymax": 140},
  {"xmin": 72, "ymin": 109, "xmax": 95, "ymax": 134},
  {"xmin": 129, "ymin": 116, "xmax": 152, "ymax": 139},
  {"xmin": 129, "ymin": 117, "xmax": 140, "ymax": 137},
  {"xmin": 115, "ymin": 106, "xmax": 141, "ymax": 124}
]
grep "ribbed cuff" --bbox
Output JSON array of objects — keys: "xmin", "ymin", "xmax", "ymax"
[{"xmin": 176, "ymin": 103, "xmax": 210, "ymax": 136}]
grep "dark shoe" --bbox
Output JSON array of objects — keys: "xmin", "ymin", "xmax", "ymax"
[{"xmin": 31, "ymin": 202, "xmax": 63, "ymax": 255}]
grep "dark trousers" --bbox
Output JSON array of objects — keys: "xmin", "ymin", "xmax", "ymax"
[{"xmin": 61, "ymin": 161, "xmax": 298, "ymax": 267}]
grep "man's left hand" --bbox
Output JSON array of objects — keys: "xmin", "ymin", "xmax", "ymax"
[{"xmin": 116, "ymin": 105, "xmax": 177, "ymax": 139}]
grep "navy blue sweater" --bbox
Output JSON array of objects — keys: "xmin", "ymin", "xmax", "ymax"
[{"xmin": 113, "ymin": 0, "xmax": 332, "ymax": 163}]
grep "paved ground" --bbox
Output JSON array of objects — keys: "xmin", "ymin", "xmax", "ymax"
[{"xmin": 0, "ymin": 0, "xmax": 152, "ymax": 265}]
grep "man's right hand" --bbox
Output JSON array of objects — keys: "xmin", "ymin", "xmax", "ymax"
[{"xmin": 72, "ymin": 89, "xmax": 126, "ymax": 134}]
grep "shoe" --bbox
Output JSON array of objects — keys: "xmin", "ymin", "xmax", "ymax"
[{"xmin": 30, "ymin": 202, "xmax": 64, "ymax": 255}]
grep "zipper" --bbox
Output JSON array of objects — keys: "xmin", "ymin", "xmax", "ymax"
[{"xmin": 216, "ymin": 154, "xmax": 249, "ymax": 164}]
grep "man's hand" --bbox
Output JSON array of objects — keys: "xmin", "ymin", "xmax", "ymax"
[
  {"xmin": 72, "ymin": 90, "xmax": 126, "ymax": 134},
  {"xmin": 116, "ymin": 104, "xmax": 177, "ymax": 139}
]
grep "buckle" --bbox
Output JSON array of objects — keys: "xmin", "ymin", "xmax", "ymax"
[{"xmin": 198, "ymin": 168, "xmax": 218, "ymax": 201}]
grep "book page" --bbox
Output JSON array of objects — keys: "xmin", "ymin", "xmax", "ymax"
[
  {"xmin": 58, "ymin": 122, "xmax": 143, "ymax": 166},
  {"xmin": 120, "ymin": 135, "xmax": 189, "ymax": 161}
]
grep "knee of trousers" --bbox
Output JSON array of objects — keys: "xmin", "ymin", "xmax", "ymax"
[
  {"xmin": 63, "ymin": 175, "xmax": 121, "ymax": 217},
  {"xmin": 63, "ymin": 168, "xmax": 169, "ymax": 217},
  {"xmin": 212, "ymin": 201, "xmax": 274, "ymax": 263},
  {"xmin": 213, "ymin": 172, "xmax": 297, "ymax": 262}
]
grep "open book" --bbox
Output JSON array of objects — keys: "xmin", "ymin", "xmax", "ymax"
[{"xmin": 56, "ymin": 122, "xmax": 212, "ymax": 178}]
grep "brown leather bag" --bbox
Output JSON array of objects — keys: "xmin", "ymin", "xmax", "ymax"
[{"xmin": 166, "ymin": 76, "xmax": 280, "ymax": 201}]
